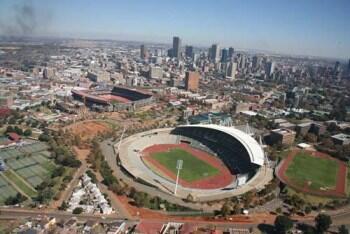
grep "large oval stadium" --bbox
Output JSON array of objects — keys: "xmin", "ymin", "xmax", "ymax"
[
  {"xmin": 116, "ymin": 124, "xmax": 273, "ymax": 201},
  {"xmin": 71, "ymin": 86, "xmax": 154, "ymax": 112}
]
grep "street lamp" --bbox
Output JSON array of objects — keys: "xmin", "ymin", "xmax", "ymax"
[{"xmin": 174, "ymin": 159, "xmax": 183, "ymax": 195}]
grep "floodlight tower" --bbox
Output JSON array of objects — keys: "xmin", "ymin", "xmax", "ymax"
[{"xmin": 174, "ymin": 159, "xmax": 183, "ymax": 195}]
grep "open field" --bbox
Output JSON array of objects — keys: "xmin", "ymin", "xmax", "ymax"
[
  {"xmin": 151, "ymin": 148, "xmax": 219, "ymax": 182},
  {"xmin": 65, "ymin": 120, "xmax": 115, "ymax": 140},
  {"xmin": 3, "ymin": 170, "xmax": 37, "ymax": 197},
  {"xmin": 0, "ymin": 175, "xmax": 18, "ymax": 203},
  {"xmin": 277, "ymin": 150, "xmax": 347, "ymax": 198},
  {"xmin": 285, "ymin": 152, "xmax": 338, "ymax": 190}
]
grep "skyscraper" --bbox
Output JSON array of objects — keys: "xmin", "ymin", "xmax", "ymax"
[
  {"xmin": 185, "ymin": 71, "xmax": 200, "ymax": 92},
  {"xmin": 210, "ymin": 44, "xmax": 220, "ymax": 62},
  {"xmin": 228, "ymin": 47, "xmax": 234, "ymax": 59},
  {"xmin": 140, "ymin": 44, "xmax": 148, "ymax": 59},
  {"xmin": 221, "ymin": 48, "xmax": 228, "ymax": 63},
  {"xmin": 172, "ymin": 36, "xmax": 181, "ymax": 59},
  {"xmin": 226, "ymin": 62, "xmax": 237, "ymax": 79},
  {"xmin": 348, "ymin": 59, "xmax": 350, "ymax": 70},
  {"xmin": 252, "ymin": 55, "xmax": 260, "ymax": 70},
  {"xmin": 266, "ymin": 61, "xmax": 275, "ymax": 76},
  {"xmin": 185, "ymin": 46, "xmax": 194, "ymax": 59}
]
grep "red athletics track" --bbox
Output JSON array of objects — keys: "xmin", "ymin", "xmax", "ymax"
[
  {"xmin": 276, "ymin": 149, "xmax": 347, "ymax": 198},
  {"xmin": 142, "ymin": 144, "xmax": 235, "ymax": 190}
]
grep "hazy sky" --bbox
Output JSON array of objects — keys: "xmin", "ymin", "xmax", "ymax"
[{"xmin": 0, "ymin": 0, "xmax": 349, "ymax": 59}]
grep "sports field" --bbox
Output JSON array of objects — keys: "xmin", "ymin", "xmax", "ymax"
[
  {"xmin": 285, "ymin": 152, "xmax": 338, "ymax": 190},
  {"xmin": 151, "ymin": 148, "xmax": 219, "ymax": 182},
  {"xmin": 0, "ymin": 142, "xmax": 59, "ymax": 203},
  {"xmin": 277, "ymin": 150, "xmax": 347, "ymax": 198}
]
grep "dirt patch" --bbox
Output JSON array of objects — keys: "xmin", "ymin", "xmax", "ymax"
[
  {"xmin": 73, "ymin": 146, "xmax": 90, "ymax": 161},
  {"xmin": 66, "ymin": 120, "xmax": 112, "ymax": 141}
]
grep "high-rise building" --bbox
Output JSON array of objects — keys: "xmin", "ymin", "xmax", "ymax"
[
  {"xmin": 252, "ymin": 56, "xmax": 259, "ymax": 69},
  {"xmin": 185, "ymin": 46, "xmax": 194, "ymax": 59},
  {"xmin": 226, "ymin": 62, "xmax": 237, "ymax": 79},
  {"xmin": 172, "ymin": 36, "xmax": 181, "ymax": 59},
  {"xmin": 221, "ymin": 48, "xmax": 228, "ymax": 63},
  {"xmin": 210, "ymin": 44, "xmax": 220, "ymax": 62},
  {"xmin": 348, "ymin": 59, "xmax": 350, "ymax": 70},
  {"xmin": 228, "ymin": 47, "xmax": 234, "ymax": 59},
  {"xmin": 266, "ymin": 61, "xmax": 275, "ymax": 76},
  {"xmin": 334, "ymin": 61, "xmax": 340, "ymax": 73},
  {"xmin": 149, "ymin": 66, "xmax": 163, "ymax": 79},
  {"xmin": 140, "ymin": 44, "xmax": 148, "ymax": 59},
  {"xmin": 185, "ymin": 71, "xmax": 200, "ymax": 92}
]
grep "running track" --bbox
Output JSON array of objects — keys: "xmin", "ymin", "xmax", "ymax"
[{"xmin": 142, "ymin": 144, "xmax": 235, "ymax": 190}]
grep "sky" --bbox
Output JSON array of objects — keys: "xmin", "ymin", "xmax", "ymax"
[{"xmin": 0, "ymin": 0, "xmax": 349, "ymax": 59}]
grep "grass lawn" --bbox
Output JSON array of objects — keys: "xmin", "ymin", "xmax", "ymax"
[
  {"xmin": 3, "ymin": 170, "xmax": 37, "ymax": 197},
  {"xmin": 285, "ymin": 152, "xmax": 338, "ymax": 191},
  {"xmin": 151, "ymin": 148, "xmax": 219, "ymax": 182}
]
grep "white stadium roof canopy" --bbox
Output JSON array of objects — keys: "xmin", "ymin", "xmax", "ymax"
[{"xmin": 179, "ymin": 124, "xmax": 265, "ymax": 166}]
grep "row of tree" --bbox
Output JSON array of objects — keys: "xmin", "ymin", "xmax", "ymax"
[{"xmin": 274, "ymin": 214, "xmax": 341, "ymax": 234}]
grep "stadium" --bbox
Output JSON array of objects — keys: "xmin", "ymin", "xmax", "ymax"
[
  {"xmin": 71, "ymin": 86, "xmax": 155, "ymax": 112},
  {"xmin": 116, "ymin": 124, "xmax": 273, "ymax": 201}
]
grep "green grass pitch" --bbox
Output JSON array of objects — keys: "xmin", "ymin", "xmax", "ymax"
[
  {"xmin": 151, "ymin": 148, "xmax": 219, "ymax": 182},
  {"xmin": 285, "ymin": 152, "xmax": 339, "ymax": 190}
]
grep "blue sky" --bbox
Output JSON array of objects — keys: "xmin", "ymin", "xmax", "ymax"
[{"xmin": 0, "ymin": 0, "xmax": 349, "ymax": 59}]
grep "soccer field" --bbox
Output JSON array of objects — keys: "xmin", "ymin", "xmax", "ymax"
[
  {"xmin": 151, "ymin": 148, "xmax": 219, "ymax": 182},
  {"xmin": 285, "ymin": 152, "xmax": 338, "ymax": 190}
]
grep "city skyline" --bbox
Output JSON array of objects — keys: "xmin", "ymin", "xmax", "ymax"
[{"xmin": 0, "ymin": 0, "xmax": 349, "ymax": 59}]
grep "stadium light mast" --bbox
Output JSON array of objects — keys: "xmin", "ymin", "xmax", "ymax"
[
  {"xmin": 174, "ymin": 159, "xmax": 183, "ymax": 195},
  {"xmin": 117, "ymin": 126, "xmax": 126, "ymax": 152}
]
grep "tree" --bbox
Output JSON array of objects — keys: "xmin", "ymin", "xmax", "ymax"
[
  {"xmin": 5, "ymin": 126, "xmax": 14, "ymax": 133},
  {"xmin": 38, "ymin": 133, "xmax": 50, "ymax": 142},
  {"xmin": 304, "ymin": 206, "xmax": 312, "ymax": 215},
  {"xmin": 339, "ymin": 225, "xmax": 349, "ymax": 234},
  {"xmin": 14, "ymin": 126, "xmax": 23, "ymax": 135},
  {"xmin": 274, "ymin": 215, "xmax": 293, "ymax": 234},
  {"xmin": 72, "ymin": 207, "xmax": 84, "ymax": 214},
  {"xmin": 58, "ymin": 201, "xmax": 68, "ymax": 210},
  {"xmin": 23, "ymin": 129, "xmax": 32, "ymax": 136},
  {"xmin": 315, "ymin": 214, "xmax": 332, "ymax": 233},
  {"xmin": 220, "ymin": 201, "xmax": 232, "ymax": 217}
]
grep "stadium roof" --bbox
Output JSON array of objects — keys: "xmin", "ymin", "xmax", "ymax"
[{"xmin": 180, "ymin": 124, "xmax": 265, "ymax": 166}]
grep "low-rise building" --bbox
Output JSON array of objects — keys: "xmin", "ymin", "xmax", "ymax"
[{"xmin": 270, "ymin": 128, "xmax": 296, "ymax": 146}]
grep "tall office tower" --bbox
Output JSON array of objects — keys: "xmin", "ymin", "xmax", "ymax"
[
  {"xmin": 226, "ymin": 62, "xmax": 237, "ymax": 79},
  {"xmin": 252, "ymin": 56, "xmax": 258, "ymax": 69},
  {"xmin": 172, "ymin": 36, "xmax": 181, "ymax": 59},
  {"xmin": 185, "ymin": 71, "xmax": 200, "ymax": 92},
  {"xmin": 334, "ymin": 61, "xmax": 340, "ymax": 73},
  {"xmin": 348, "ymin": 59, "xmax": 350, "ymax": 70},
  {"xmin": 140, "ymin": 44, "xmax": 148, "ymax": 59},
  {"xmin": 238, "ymin": 54, "xmax": 246, "ymax": 70},
  {"xmin": 228, "ymin": 47, "xmax": 234, "ymax": 59},
  {"xmin": 221, "ymin": 48, "xmax": 228, "ymax": 63},
  {"xmin": 210, "ymin": 44, "xmax": 220, "ymax": 62},
  {"xmin": 185, "ymin": 46, "xmax": 194, "ymax": 59},
  {"xmin": 266, "ymin": 61, "xmax": 275, "ymax": 76}
]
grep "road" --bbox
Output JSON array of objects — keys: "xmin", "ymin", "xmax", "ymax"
[
  {"xmin": 50, "ymin": 151, "xmax": 88, "ymax": 209},
  {"xmin": 0, "ymin": 208, "xmax": 125, "ymax": 222}
]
